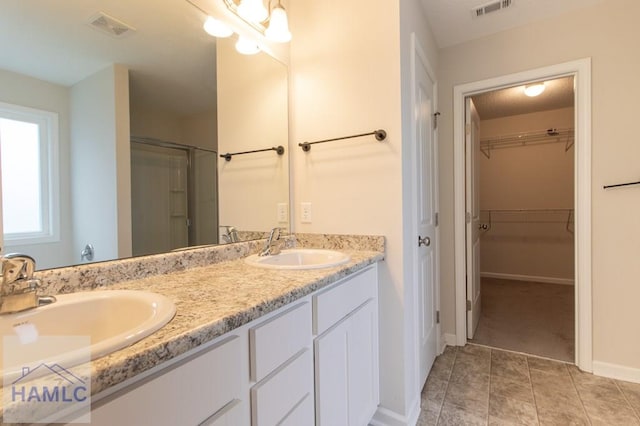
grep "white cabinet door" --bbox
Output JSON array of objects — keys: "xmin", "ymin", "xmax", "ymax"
[
  {"xmin": 314, "ymin": 299, "xmax": 379, "ymax": 426},
  {"xmin": 89, "ymin": 335, "xmax": 246, "ymax": 426}
]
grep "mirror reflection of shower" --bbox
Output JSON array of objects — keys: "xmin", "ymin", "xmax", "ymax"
[{"xmin": 130, "ymin": 137, "xmax": 218, "ymax": 256}]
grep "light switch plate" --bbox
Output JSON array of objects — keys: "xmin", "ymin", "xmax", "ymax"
[
  {"xmin": 301, "ymin": 202, "xmax": 312, "ymax": 223},
  {"xmin": 277, "ymin": 203, "xmax": 288, "ymax": 222}
]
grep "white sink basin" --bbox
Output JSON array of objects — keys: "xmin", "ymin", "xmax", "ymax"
[
  {"xmin": 0, "ymin": 290, "xmax": 176, "ymax": 381},
  {"xmin": 245, "ymin": 249, "xmax": 351, "ymax": 270}
]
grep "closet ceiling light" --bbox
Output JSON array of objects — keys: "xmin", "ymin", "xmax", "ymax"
[
  {"xmin": 524, "ymin": 83, "xmax": 545, "ymax": 97},
  {"xmin": 203, "ymin": 16, "xmax": 233, "ymax": 38}
]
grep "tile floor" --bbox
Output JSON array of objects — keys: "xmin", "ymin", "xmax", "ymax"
[{"xmin": 418, "ymin": 344, "xmax": 640, "ymax": 425}]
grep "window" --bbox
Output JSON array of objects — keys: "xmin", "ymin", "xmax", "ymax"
[{"xmin": 0, "ymin": 102, "xmax": 59, "ymax": 244}]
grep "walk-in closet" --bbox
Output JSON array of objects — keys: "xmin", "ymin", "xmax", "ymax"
[{"xmin": 468, "ymin": 76, "xmax": 576, "ymax": 362}]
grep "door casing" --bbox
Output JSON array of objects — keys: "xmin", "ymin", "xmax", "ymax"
[{"xmin": 452, "ymin": 58, "xmax": 593, "ymax": 372}]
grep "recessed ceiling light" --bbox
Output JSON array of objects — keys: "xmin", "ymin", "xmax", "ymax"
[{"xmin": 524, "ymin": 83, "xmax": 545, "ymax": 97}]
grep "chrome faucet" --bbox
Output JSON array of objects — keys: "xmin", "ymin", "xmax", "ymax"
[
  {"xmin": 0, "ymin": 254, "xmax": 54, "ymax": 314},
  {"xmin": 259, "ymin": 227, "xmax": 284, "ymax": 256},
  {"xmin": 220, "ymin": 226, "xmax": 239, "ymax": 244}
]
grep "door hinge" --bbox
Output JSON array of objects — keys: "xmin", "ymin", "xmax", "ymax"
[
  {"xmin": 433, "ymin": 112, "xmax": 441, "ymax": 129},
  {"xmin": 435, "ymin": 212, "xmax": 439, "ymax": 227},
  {"xmin": 466, "ymin": 212, "xmax": 471, "ymax": 224},
  {"xmin": 466, "ymin": 300, "xmax": 472, "ymax": 311},
  {"xmin": 465, "ymin": 123, "xmax": 471, "ymax": 135},
  {"xmin": 436, "ymin": 310, "xmax": 440, "ymax": 324}
]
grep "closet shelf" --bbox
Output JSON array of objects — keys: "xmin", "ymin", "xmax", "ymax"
[
  {"xmin": 480, "ymin": 209, "xmax": 574, "ymax": 234},
  {"xmin": 480, "ymin": 128, "xmax": 574, "ymax": 159}
]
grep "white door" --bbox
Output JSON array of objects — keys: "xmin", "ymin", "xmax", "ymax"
[
  {"xmin": 465, "ymin": 98, "xmax": 482, "ymax": 338},
  {"xmin": 412, "ymin": 35, "xmax": 438, "ymax": 386}
]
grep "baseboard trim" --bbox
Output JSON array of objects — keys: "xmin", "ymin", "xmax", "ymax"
[
  {"xmin": 371, "ymin": 406, "xmax": 411, "ymax": 426},
  {"xmin": 593, "ymin": 360, "xmax": 640, "ymax": 384},
  {"xmin": 481, "ymin": 272, "xmax": 574, "ymax": 286},
  {"xmin": 443, "ymin": 333, "xmax": 457, "ymax": 347}
]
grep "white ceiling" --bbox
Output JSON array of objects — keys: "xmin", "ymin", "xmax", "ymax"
[
  {"xmin": 421, "ymin": 0, "xmax": 606, "ymax": 48},
  {"xmin": 0, "ymin": 0, "xmax": 217, "ymax": 116},
  {"xmin": 472, "ymin": 76, "xmax": 574, "ymax": 120},
  {"xmin": 1, "ymin": 0, "xmax": 601, "ymax": 118}
]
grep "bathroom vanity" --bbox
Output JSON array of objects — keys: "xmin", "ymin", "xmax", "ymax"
[
  {"xmin": 87, "ymin": 264, "xmax": 379, "ymax": 425},
  {"xmin": 1, "ymin": 234, "xmax": 383, "ymax": 425}
]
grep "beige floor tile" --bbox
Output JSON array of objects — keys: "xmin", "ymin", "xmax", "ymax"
[
  {"xmin": 450, "ymin": 361, "xmax": 490, "ymax": 386},
  {"xmin": 530, "ymin": 368, "xmax": 579, "ymax": 398},
  {"xmin": 490, "ymin": 374, "xmax": 534, "ymax": 404},
  {"xmin": 488, "ymin": 394, "xmax": 537, "ymax": 426},
  {"xmin": 491, "ymin": 351, "xmax": 530, "ymax": 383},
  {"xmin": 574, "ymin": 376, "xmax": 627, "ymax": 406},
  {"xmin": 444, "ymin": 380, "xmax": 489, "ymax": 417},
  {"xmin": 527, "ymin": 356, "xmax": 570, "ymax": 376},
  {"xmin": 582, "ymin": 397, "xmax": 640, "ymax": 425},
  {"xmin": 429, "ymin": 356, "xmax": 456, "ymax": 382},
  {"xmin": 417, "ymin": 406, "xmax": 440, "ymax": 426},
  {"xmin": 422, "ymin": 377, "xmax": 448, "ymax": 408},
  {"xmin": 438, "ymin": 401, "xmax": 488, "ymax": 426},
  {"xmin": 618, "ymin": 380, "xmax": 640, "ymax": 415},
  {"xmin": 537, "ymin": 407, "xmax": 590, "ymax": 426}
]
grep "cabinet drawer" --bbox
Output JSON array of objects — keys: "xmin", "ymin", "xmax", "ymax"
[
  {"xmin": 313, "ymin": 265, "xmax": 377, "ymax": 335},
  {"xmin": 251, "ymin": 348, "xmax": 313, "ymax": 426},
  {"xmin": 90, "ymin": 335, "xmax": 243, "ymax": 426},
  {"xmin": 250, "ymin": 302, "xmax": 311, "ymax": 381}
]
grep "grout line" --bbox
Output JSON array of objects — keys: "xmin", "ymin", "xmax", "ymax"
[
  {"xmin": 566, "ymin": 363, "xmax": 594, "ymax": 425},
  {"xmin": 525, "ymin": 355, "xmax": 542, "ymax": 426},
  {"xmin": 487, "ymin": 349, "xmax": 493, "ymax": 425},
  {"xmin": 614, "ymin": 380, "xmax": 640, "ymax": 422},
  {"xmin": 434, "ymin": 346, "xmax": 457, "ymax": 425}
]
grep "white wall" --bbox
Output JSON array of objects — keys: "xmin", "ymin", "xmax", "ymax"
[
  {"xmin": 479, "ymin": 107, "xmax": 575, "ymax": 282},
  {"xmin": 0, "ymin": 69, "xmax": 74, "ymax": 268},
  {"xmin": 289, "ymin": 0, "xmax": 439, "ymax": 422},
  {"xmin": 438, "ymin": 0, "xmax": 640, "ymax": 372},
  {"xmin": 217, "ymin": 37, "xmax": 289, "ymax": 233},
  {"xmin": 70, "ymin": 64, "xmax": 131, "ymax": 263}
]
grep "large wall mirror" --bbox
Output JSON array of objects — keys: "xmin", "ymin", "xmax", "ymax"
[{"xmin": 0, "ymin": 0, "xmax": 290, "ymax": 270}]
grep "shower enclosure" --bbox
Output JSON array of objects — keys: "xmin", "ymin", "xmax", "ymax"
[{"xmin": 130, "ymin": 137, "xmax": 218, "ymax": 256}]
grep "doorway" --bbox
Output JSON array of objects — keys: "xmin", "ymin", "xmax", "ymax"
[
  {"xmin": 465, "ymin": 76, "xmax": 576, "ymax": 362},
  {"xmin": 452, "ymin": 59, "xmax": 593, "ymax": 372},
  {"xmin": 130, "ymin": 138, "xmax": 219, "ymax": 256}
]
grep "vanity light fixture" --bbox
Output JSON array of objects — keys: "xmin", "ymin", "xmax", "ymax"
[
  {"xmin": 524, "ymin": 82, "xmax": 545, "ymax": 97},
  {"xmin": 203, "ymin": 16, "xmax": 233, "ymax": 37},
  {"xmin": 264, "ymin": 1, "xmax": 291, "ymax": 43},
  {"xmin": 235, "ymin": 36, "xmax": 261, "ymax": 55},
  {"xmin": 237, "ymin": 0, "xmax": 269, "ymax": 23}
]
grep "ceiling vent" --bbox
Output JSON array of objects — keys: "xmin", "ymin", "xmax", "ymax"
[
  {"xmin": 87, "ymin": 12, "xmax": 136, "ymax": 38},
  {"xmin": 472, "ymin": 0, "xmax": 513, "ymax": 18}
]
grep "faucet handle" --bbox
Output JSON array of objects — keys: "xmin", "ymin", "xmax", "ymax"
[{"xmin": 2, "ymin": 253, "xmax": 36, "ymax": 285}]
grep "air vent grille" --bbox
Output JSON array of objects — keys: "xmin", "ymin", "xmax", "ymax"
[
  {"xmin": 87, "ymin": 12, "xmax": 136, "ymax": 38},
  {"xmin": 473, "ymin": 0, "xmax": 513, "ymax": 18}
]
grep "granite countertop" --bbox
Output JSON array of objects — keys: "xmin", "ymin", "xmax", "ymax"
[
  {"xmin": 84, "ymin": 249, "xmax": 383, "ymax": 396},
  {"xmin": 1, "ymin": 234, "xmax": 384, "ymax": 423}
]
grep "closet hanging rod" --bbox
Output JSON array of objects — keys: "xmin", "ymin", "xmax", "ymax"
[
  {"xmin": 298, "ymin": 129, "xmax": 387, "ymax": 152},
  {"xmin": 603, "ymin": 180, "xmax": 640, "ymax": 189},
  {"xmin": 220, "ymin": 145, "xmax": 285, "ymax": 162}
]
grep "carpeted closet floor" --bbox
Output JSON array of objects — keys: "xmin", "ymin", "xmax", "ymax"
[{"xmin": 468, "ymin": 277, "xmax": 574, "ymax": 362}]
